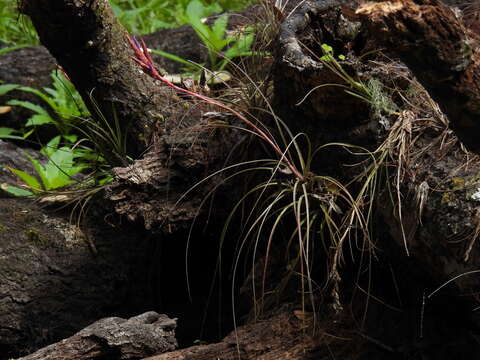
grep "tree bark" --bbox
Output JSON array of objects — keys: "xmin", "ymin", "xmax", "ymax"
[
  {"xmin": 17, "ymin": 0, "xmax": 244, "ymax": 231},
  {"xmin": 18, "ymin": 312, "xmax": 177, "ymax": 360},
  {"xmin": 274, "ymin": 0, "xmax": 480, "ymax": 350},
  {"xmin": 145, "ymin": 311, "xmax": 349, "ymax": 360},
  {"xmin": 19, "ymin": 0, "xmax": 178, "ymax": 161},
  {"xmin": 0, "ymin": 195, "xmax": 160, "ymax": 357},
  {"xmin": 351, "ymin": 0, "xmax": 480, "ymax": 315},
  {"xmin": 11, "ymin": 0, "xmax": 480, "ymax": 358},
  {"xmin": 0, "ymin": 26, "xmax": 208, "ymax": 136},
  {"xmin": 357, "ymin": 0, "xmax": 480, "ymax": 152}
]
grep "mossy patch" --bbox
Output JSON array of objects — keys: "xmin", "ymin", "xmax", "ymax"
[
  {"xmin": 441, "ymin": 191, "xmax": 456, "ymax": 205},
  {"xmin": 446, "ymin": 174, "xmax": 480, "ymax": 202},
  {"xmin": 450, "ymin": 177, "xmax": 465, "ymax": 191},
  {"xmin": 24, "ymin": 228, "xmax": 49, "ymax": 247}
]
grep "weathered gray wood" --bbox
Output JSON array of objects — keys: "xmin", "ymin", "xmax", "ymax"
[{"xmin": 19, "ymin": 312, "xmax": 177, "ymax": 360}]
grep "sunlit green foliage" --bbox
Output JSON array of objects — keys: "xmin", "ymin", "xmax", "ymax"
[
  {"xmin": 110, "ymin": 0, "xmax": 255, "ymax": 34},
  {"xmin": 0, "ymin": 71, "xmax": 109, "ymax": 196},
  {"xmin": 0, "ymin": 1, "xmax": 38, "ymax": 45},
  {"xmin": 0, "ymin": 0, "xmax": 256, "ymax": 45},
  {"xmin": 0, "ymin": 0, "xmax": 256, "ymax": 198},
  {"xmin": 150, "ymin": 0, "xmax": 255, "ymax": 73},
  {"xmin": 0, "ymin": 70, "xmax": 88, "ymax": 138}
]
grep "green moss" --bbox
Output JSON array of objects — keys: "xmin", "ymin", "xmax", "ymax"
[
  {"xmin": 0, "ymin": 223, "xmax": 6, "ymax": 232},
  {"xmin": 451, "ymin": 177, "xmax": 465, "ymax": 191},
  {"xmin": 24, "ymin": 228, "xmax": 49, "ymax": 247},
  {"xmin": 448, "ymin": 173, "xmax": 480, "ymax": 201},
  {"xmin": 441, "ymin": 192, "xmax": 455, "ymax": 205}
]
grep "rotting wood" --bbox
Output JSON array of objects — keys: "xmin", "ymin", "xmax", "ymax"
[
  {"xmin": 356, "ymin": 0, "xmax": 480, "ymax": 152},
  {"xmin": 273, "ymin": 0, "xmax": 480, "ymax": 353},
  {"xmin": 144, "ymin": 311, "xmax": 322, "ymax": 360},
  {"xmin": 11, "ymin": 0, "xmax": 480, "ymax": 359},
  {"xmin": 17, "ymin": 0, "xmax": 243, "ymax": 231},
  {"xmin": 18, "ymin": 312, "xmax": 177, "ymax": 360}
]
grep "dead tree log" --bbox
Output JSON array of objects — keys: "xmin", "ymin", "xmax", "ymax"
[
  {"xmin": 18, "ymin": 312, "xmax": 177, "ymax": 360},
  {"xmin": 357, "ymin": 0, "xmax": 480, "ymax": 152},
  {"xmin": 0, "ymin": 27, "xmax": 207, "ymax": 136},
  {"xmin": 14, "ymin": 0, "xmax": 480, "ymax": 358},
  {"xmin": 353, "ymin": 0, "xmax": 480, "ymax": 312},
  {"xmin": 274, "ymin": 0, "xmax": 480, "ymax": 354},
  {"xmin": 19, "ymin": 0, "xmax": 180, "ymax": 161},
  {"xmin": 0, "ymin": 141, "xmax": 169, "ymax": 357},
  {"xmin": 16, "ymin": 0, "xmax": 243, "ymax": 231},
  {"xmin": 144, "ymin": 310, "xmax": 357, "ymax": 360},
  {"xmin": 275, "ymin": 0, "xmax": 480, "ymax": 297}
]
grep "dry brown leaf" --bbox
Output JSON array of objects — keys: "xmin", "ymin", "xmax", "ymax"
[{"xmin": 0, "ymin": 106, "xmax": 12, "ymax": 114}]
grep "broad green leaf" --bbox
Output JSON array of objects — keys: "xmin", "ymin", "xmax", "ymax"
[
  {"xmin": 8, "ymin": 168, "xmax": 42, "ymax": 191},
  {"xmin": 50, "ymin": 146, "xmax": 75, "ymax": 168},
  {"xmin": 224, "ymin": 33, "xmax": 254, "ymax": 59},
  {"xmin": 41, "ymin": 135, "xmax": 61, "ymax": 157},
  {"xmin": 185, "ymin": 0, "xmax": 211, "ymax": 41},
  {"xmin": 15, "ymin": 86, "xmax": 56, "ymax": 109},
  {"xmin": 25, "ymin": 113, "xmax": 54, "ymax": 127},
  {"xmin": 41, "ymin": 146, "xmax": 84, "ymax": 189},
  {"xmin": 43, "ymin": 171, "xmax": 74, "ymax": 189},
  {"xmin": 212, "ymin": 14, "xmax": 228, "ymax": 44},
  {"xmin": 43, "ymin": 87, "xmax": 58, "ymax": 99},
  {"xmin": 0, "ymin": 84, "xmax": 20, "ymax": 96},
  {"xmin": 42, "ymin": 163, "xmax": 70, "ymax": 188},
  {"xmin": 1, "ymin": 183, "xmax": 33, "ymax": 197},
  {"xmin": 7, "ymin": 99, "xmax": 50, "ymax": 116},
  {"xmin": 23, "ymin": 153, "xmax": 50, "ymax": 190},
  {"xmin": 62, "ymin": 134, "xmax": 78, "ymax": 143},
  {"xmin": 49, "ymin": 71, "xmax": 88, "ymax": 117},
  {"xmin": 186, "ymin": 0, "xmax": 220, "ymax": 21},
  {"xmin": 0, "ymin": 127, "xmax": 15, "ymax": 136},
  {"xmin": 0, "ymin": 127, "xmax": 23, "ymax": 140}
]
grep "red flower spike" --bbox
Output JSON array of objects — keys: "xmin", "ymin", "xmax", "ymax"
[{"xmin": 125, "ymin": 34, "xmax": 304, "ymax": 181}]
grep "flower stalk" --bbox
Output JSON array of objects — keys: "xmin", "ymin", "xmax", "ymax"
[{"xmin": 126, "ymin": 35, "xmax": 304, "ymax": 181}]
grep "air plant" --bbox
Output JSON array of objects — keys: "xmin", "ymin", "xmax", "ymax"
[
  {"xmin": 127, "ymin": 34, "xmax": 303, "ymax": 180},
  {"xmin": 127, "ymin": 33, "xmax": 372, "ymax": 330}
]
